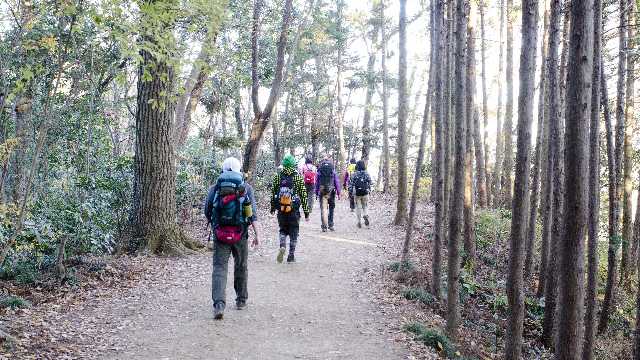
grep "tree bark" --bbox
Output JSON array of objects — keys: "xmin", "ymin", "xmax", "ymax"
[
  {"xmin": 464, "ymin": 11, "xmax": 477, "ymax": 265},
  {"xmin": 525, "ymin": 9, "xmax": 549, "ymax": 277},
  {"xmin": 492, "ymin": 0, "xmax": 505, "ymax": 207},
  {"xmin": 504, "ymin": 0, "xmax": 538, "ymax": 357},
  {"xmin": 599, "ymin": 0, "xmax": 627, "ymax": 333},
  {"xmin": 431, "ymin": 0, "xmax": 446, "ymax": 300},
  {"xmin": 582, "ymin": 0, "xmax": 601, "ymax": 358},
  {"xmin": 621, "ymin": 0, "xmax": 636, "ymax": 283},
  {"xmin": 541, "ymin": 0, "xmax": 564, "ymax": 347},
  {"xmin": 335, "ymin": 0, "xmax": 347, "ymax": 172},
  {"xmin": 394, "ymin": 0, "xmax": 409, "ymax": 226},
  {"xmin": 361, "ymin": 27, "xmax": 377, "ymax": 162},
  {"xmin": 479, "ymin": 0, "xmax": 490, "ymax": 206},
  {"xmin": 555, "ymin": 0, "xmax": 593, "ymax": 357},
  {"xmin": 380, "ymin": 1, "xmax": 391, "ymax": 194},
  {"xmin": 242, "ymin": 0, "xmax": 294, "ymax": 178},
  {"xmin": 446, "ymin": 0, "xmax": 467, "ymax": 339},
  {"xmin": 500, "ymin": 0, "xmax": 514, "ymax": 208}
]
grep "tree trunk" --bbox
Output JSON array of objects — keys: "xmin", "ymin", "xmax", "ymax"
[
  {"xmin": 479, "ymin": 0, "xmax": 490, "ymax": 206},
  {"xmin": 599, "ymin": 0, "xmax": 627, "ymax": 333},
  {"xmin": 493, "ymin": 0, "xmax": 506, "ymax": 207},
  {"xmin": 555, "ymin": 0, "xmax": 593, "ymax": 357},
  {"xmin": 621, "ymin": 0, "xmax": 636, "ymax": 283},
  {"xmin": 467, "ymin": 17, "xmax": 486, "ymax": 210},
  {"xmin": 582, "ymin": 1, "xmax": 601, "ymax": 358},
  {"xmin": 131, "ymin": 21, "xmax": 189, "ymax": 255},
  {"xmin": 242, "ymin": 0, "xmax": 294, "ymax": 178},
  {"xmin": 500, "ymin": 0, "xmax": 514, "ymax": 208},
  {"xmin": 541, "ymin": 0, "xmax": 564, "ymax": 347},
  {"xmin": 431, "ymin": 0, "xmax": 446, "ymax": 300},
  {"xmin": 446, "ymin": 0, "xmax": 467, "ymax": 338},
  {"xmin": 380, "ymin": 1, "xmax": 391, "ymax": 194},
  {"xmin": 335, "ymin": 0, "xmax": 346, "ymax": 172},
  {"xmin": 443, "ymin": 0, "xmax": 455, "ymax": 223},
  {"xmin": 464, "ymin": 12, "xmax": 477, "ymax": 266},
  {"xmin": 361, "ymin": 39, "xmax": 377, "ymax": 162},
  {"xmin": 504, "ymin": 0, "xmax": 539, "ymax": 357},
  {"xmin": 394, "ymin": 0, "xmax": 409, "ymax": 226},
  {"xmin": 525, "ymin": 9, "xmax": 549, "ymax": 276}
]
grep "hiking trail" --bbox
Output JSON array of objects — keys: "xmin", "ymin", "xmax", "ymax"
[{"xmin": 92, "ymin": 200, "xmax": 407, "ymax": 359}]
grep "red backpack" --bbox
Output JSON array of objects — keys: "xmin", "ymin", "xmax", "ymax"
[{"xmin": 303, "ymin": 165, "xmax": 316, "ymax": 185}]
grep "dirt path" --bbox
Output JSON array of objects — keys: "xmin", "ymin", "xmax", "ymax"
[{"xmin": 95, "ymin": 201, "xmax": 407, "ymax": 360}]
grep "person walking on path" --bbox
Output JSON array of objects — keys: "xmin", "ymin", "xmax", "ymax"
[
  {"xmin": 298, "ymin": 156, "xmax": 317, "ymax": 212},
  {"xmin": 343, "ymin": 158, "xmax": 357, "ymax": 212},
  {"xmin": 349, "ymin": 160, "xmax": 372, "ymax": 228},
  {"xmin": 316, "ymin": 156, "xmax": 341, "ymax": 232},
  {"xmin": 205, "ymin": 157, "xmax": 259, "ymax": 320},
  {"xmin": 271, "ymin": 154, "xmax": 310, "ymax": 263}
]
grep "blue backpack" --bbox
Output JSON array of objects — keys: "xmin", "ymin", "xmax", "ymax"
[{"xmin": 213, "ymin": 171, "xmax": 247, "ymax": 244}]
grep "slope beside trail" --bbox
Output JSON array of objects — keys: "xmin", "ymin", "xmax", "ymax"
[{"xmin": 95, "ymin": 200, "xmax": 408, "ymax": 360}]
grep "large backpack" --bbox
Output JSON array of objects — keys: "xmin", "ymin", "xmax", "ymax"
[
  {"xmin": 276, "ymin": 173, "xmax": 299, "ymax": 216},
  {"xmin": 352, "ymin": 171, "xmax": 370, "ymax": 196},
  {"xmin": 213, "ymin": 171, "xmax": 246, "ymax": 244},
  {"xmin": 317, "ymin": 160, "xmax": 335, "ymax": 193}
]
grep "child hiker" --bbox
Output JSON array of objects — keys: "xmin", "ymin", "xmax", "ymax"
[{"xmin": 271, "ymin": 154, "xmax": 310, "ymax": 263}]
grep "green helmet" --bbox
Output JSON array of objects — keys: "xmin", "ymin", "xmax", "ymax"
[{"xmin": 282, "ymin": 154, "xmax": 297, "ymax": 169}]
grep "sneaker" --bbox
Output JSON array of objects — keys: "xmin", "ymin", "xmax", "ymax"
[
  {"xmin": 213, "ymin": 302, "xmax": 225, "ymax": 320},
  {"xmin": 357, "ymin": 222, "xmax": 362, "ymax": 228},
  {"xmin": 329, "ymin": 225, "xmax": 335, "ymax": 231},
  {"xmin": 276, "ymin": 247, "xmax": 286, "ymax": 263},
  {"xmin": 364, "ymin": 216, "xmax": 370, "ymax": 227},
  {"xmin": 287, "ymin": 253, "xmax": 295, "ymax": 263},
  {"xmin": 350, "ymin": 208, "xmax": 355, "ymax": 212},
  {"xmin": 236, "ymin": 300, "xmax": 247, "ymax": 310},
  {"xmin": 321, "ymin": 225, "xmax": 327, "ymax": 232}
]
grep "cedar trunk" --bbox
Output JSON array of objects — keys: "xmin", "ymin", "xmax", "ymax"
[
  {"xmin": 501, "ymin": 0, "xmax": 515, "ymax": 208},
  {"xmin": 394, "ymin": 0, "xmax": 409, "ymax": 225}
]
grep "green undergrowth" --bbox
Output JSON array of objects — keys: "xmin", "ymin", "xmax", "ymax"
[
  {"xmin": 401, "ymin": 287, "xmax": 434, "ymax": 305},
  {"xmin": 388, "ymin": 260, "xmax": 415, "ymax": 273},
  {"xmin": 404, "ymin": 322, "xmax": 458, "ymax": 358},
  {"xmin": 0, "ymin": 295, "xmax": 31, "ymax": 309}
]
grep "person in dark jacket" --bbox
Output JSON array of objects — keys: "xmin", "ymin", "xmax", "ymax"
[
  {"xmin": 315, "ymin": 155, "xmax": 341, "ymax": 232},
  {"xmin": 349, "ymin": 160, "xmax": 372, "ymax": 228},
  {"xmin": 204, "ymin": 157, "xmax": 259, "ymax": 320}
]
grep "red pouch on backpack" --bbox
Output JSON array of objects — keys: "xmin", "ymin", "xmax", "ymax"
[{"xmin": 215, "ymin": 226, "xmax": 243, "ymax": 245}]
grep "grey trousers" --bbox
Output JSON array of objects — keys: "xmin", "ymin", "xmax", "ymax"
[
  {"xmin": 305, "ymin": 183, "xmax": 315, "ymax": 211},
  {"xmin": 355, "ymin": 195, "xmax": 369, "ymax": 223},
  {"xmin": 212, "ymin": 234, "xmax": 248, "ymax": 306}
]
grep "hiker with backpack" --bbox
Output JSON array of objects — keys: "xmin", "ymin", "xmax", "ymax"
[
  {"xmin": 342, "ymin": 158, "xmax": 357, "ymax": 212},
  {"xmin": 204, "ymin": 157, "xmax": 258, "ymax": 320},
  {"xmin": 298, "ymin": 156, "xmax": 317, "ymax": 211},
  {"xmin": 271, "ymin": 154, "xmax": 310, "ymax": 263},
  {"xmin": 315, "ymin": 155, "xmax": 341, "ymax": 232},
  {"xmin": 349, "ymin": 160, "xmax": 372, "ymax": 228}
]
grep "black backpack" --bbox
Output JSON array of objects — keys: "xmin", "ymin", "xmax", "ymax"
[
  {"xmin": 352, "ymin": 171, "xmax": 370, "ymax": 196},
  {"xmin": 317, "ymin": 160, "xmax": 334, "ymax": 189}
]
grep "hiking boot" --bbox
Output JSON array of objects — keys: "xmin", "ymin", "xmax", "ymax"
[
  {"xmin": 357, "ymin": 222, "xmax": 362, "ymax": 228},
  {"xmin": 321, "ymin": 225, "xmax": 327, "ymax": 232},
  {"xmin": 287, "ymin": 253, "xmax": 295, "ymax": 263},
  {"xmin": 329, "ymin": 225, "xmax": 335, "ymax": 231},
  {"xmin": 213, "ymin": 302, "xmax": 225, "ymax": 320},
  {"xmin": 236, "ymin": 300, "xmax": 247, "ymax": 310},
  {"xmin": 350, "ymin": 208, "xmax": 355, "ymax": 212},
  {"xmin": 277, "ymin": 247, "xmax": 286, "ymax": 263},
  {"xmin": 364, "ymin": 216, "xmax": 370, "ymax": 227}
]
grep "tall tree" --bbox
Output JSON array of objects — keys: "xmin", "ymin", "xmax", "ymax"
[
  {"xmin": 394, "ymin": 0, "xmax": 409, "ymax": 225},
  {"xmin": 465, "ymin": 7, "xmax": 478, "ymax": 264},
  {"xmin": 380, "ymin": 0, "xmax": 391, "ymax": 193},
  {"xmin": 583, "ymin": 0, "xmax": 602, "ymax": 356},
  {"xmin": 242, "ymin": 0, "xmax": 294, "ymax": 177},
  {"xmin": 431, "ymin": 0, "xmax": 446, "ymax": 300},
  {"xmin": 478, "ymin": 0, "xmax": 490, "ymax": 205},
  {"xmin": 621, "ymin": 0, "xmax": 636, "ymax": 282},
  {"xmin": 335, "ymin": 0, "xmax": 347, "ymax": 172},
  {"xmin": 504, "ymin": 0, "xmax": 539, "ymax": 356},
  {"xmin": 541, "ymin": 0, "xmax": 563, "ymax": 346},
  {"xmin": 500, "ymin": 0, "xmax": 515, "ymax": 207},
  {"xmin": 492, "ymin": 0, "xmax": 505, "ymax": 206},
  {"xmin": 361, "ymin": 11, "xmax": 378, "ymax": 162},
  {"xmin": 446, "ymin": 0, "xmax": 467, "ymax": 338},
  {"xmin": 525, "ymin": 8, "xmax": 549, "ymax": 276},
  {"xmin": 555, "ymin": 0, "xmax": 593, "ymax": 357},
  {"xmin": 600, "ymin": 0, "xmax": 627, "ymax": 333}
]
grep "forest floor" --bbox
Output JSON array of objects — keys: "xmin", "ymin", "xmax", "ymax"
[{"xmin": 1, "ymin": 196, "xmax": 442, "ymax": 360}]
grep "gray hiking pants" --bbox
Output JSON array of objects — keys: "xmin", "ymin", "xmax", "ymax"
[
  {"xmin": 355, "ymin": 195, "xmax": 369, "ymax": 224},
  {"xmin": 319, "ymin": 189, "xmax": 336, "ymax": 228},
  {"xmin": 212, "ymin": 234, "xmax": 248, "ymax": 306},
  {"xmin": 305, "ymin": 183, "xmax": 315, "ymax": 211}
]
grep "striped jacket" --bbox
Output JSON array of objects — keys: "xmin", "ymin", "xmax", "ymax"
[{"xmin": 271, "ymin": 167, "xmax": 310, "ymax": 216}]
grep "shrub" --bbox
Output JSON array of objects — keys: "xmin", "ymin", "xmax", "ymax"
[
  {"xmin": 0, "ymin": 296, "xmax": 31, "ymax": 309},
  {"xmin": 404, "ymin": 322, "xmax": 457, "ymax": 358},
  {"xmin": 402, "ymin": 287, "xmax": 434, "ymax": 305},
  {"xmin": 475, "ymin": 209, "xmax": 511, "ymax": 250},
  {"xmin": 388, "ymin": 260, "xmax": 415, "ymax": 273}
]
